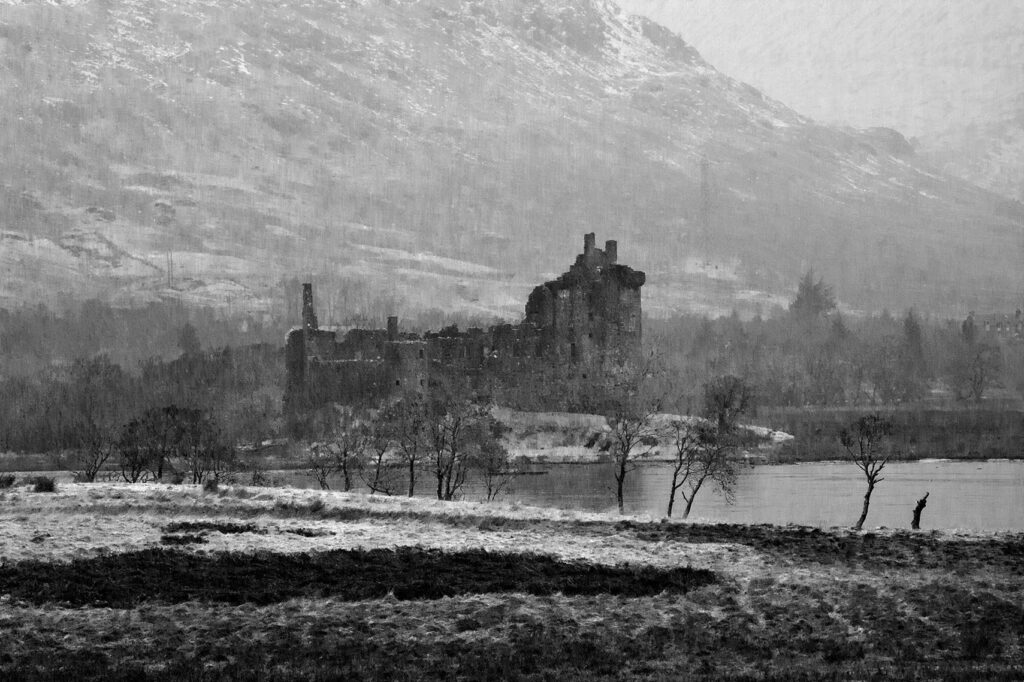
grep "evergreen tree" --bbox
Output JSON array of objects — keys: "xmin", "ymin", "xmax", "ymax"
[{"xmin": 789, "ymin": 270, "xmax": 837, "ymax": 321}]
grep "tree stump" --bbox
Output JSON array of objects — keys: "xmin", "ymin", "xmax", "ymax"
[{"xmin": 911, "ymin": 492, "xmax": 929, "ymax": 530}]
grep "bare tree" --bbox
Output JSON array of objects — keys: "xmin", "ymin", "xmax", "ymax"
[
  {"xmin": 361, "ymin": 417, "xmax": 397, "ymax": 495},
  {"xmin": 425, "ymin": 402, "xmax": 475, "ymax": 501},
  {"xmin": 306, "ymin": 442, "xmax": 337, "ymax": 490},
  {"xmin": 331, "ymin": 413, "xmax": 366, "ymax": 493},
  {"xmin": 116, "ymin": 407, "xmax": 176, "ymax": 482},
  {"xmin": 74, "ymin": 439, "xmax": 117, "ymax": 483},
  {"xmin": 606, "ymin": 400, "xmax": 661, "ymax": 515},
  {"xmin": 666, "ymin": 419, "xmax": 737, "ymax": 519},
  {"xmin": 967, "ymin": 343, "xmax": 1001, "ymax": 403},
  {"xmin": 840, "ymin": 414, "xmax": 894, "ymax": 531},
  {"xmin": 474, "ymin": 433, "xmax": 516, "ymax": 503},
  {"xmin": 115, "ymin": 419, "xmax": 151, "ymax": 483},
  {"xmin": 304, "ymin": 404, "xmax": 366, "ymax": 491},
  {"xmin": 114, "ymin": 405, "xmax": 231, "ymax": 484},
  {"xmin": 947, "ymin": 341, "xmax": 1001, "ymax": 403},
  {"xmin": 139, "ymin": 408, "xmax": 180, "ymax": 482},
  {"xmin": 604, "ymin": 355, "xmax": 664, "ymax": 514},
  {"xmin": 176, "ymin": 409, "xmax": 231, "ymax": 484},
  {"xmin": 66, "ymin": 356, "xmax": 127, "ymax": 482},
  {"xmin": 382, "ymin": 395, "xmax": 428, "ymax": 497},
  {"xmin": 423, "ymin": 384, "xmax": 501, "ymax": 501}
]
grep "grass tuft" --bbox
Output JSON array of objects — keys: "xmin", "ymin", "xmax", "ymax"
[
  {"xmin": 163, "ymin": 521, "xmax": 265, "ymax": 535},
  {"xmin": 30, "ymin": 476, "xmax": 56, "ymax": 493},
  {"xmin": 159, "ymin": 534, "xmax": 207, "ymax": 546}
]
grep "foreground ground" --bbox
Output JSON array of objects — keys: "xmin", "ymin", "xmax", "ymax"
[{"xmin": 0, "ymin": 481, "xmax": 1022, "ymax": 680}]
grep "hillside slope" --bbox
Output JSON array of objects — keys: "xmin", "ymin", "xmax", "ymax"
[
  {"xmin": 920, "ymin": 115, "xmax": 1024, "ymax": 204},
  {"xmin": 620, "ymin": 0, "xmax": 1024, "ymax": 203},
  {"xmin": 1, "ymin": 0, "xmax": 1022, "ymax": 319}
]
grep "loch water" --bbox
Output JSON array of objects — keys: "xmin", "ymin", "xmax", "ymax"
[{"xmin": 286, "ymin": 460, "xmax": 1024, "ymax": 531}]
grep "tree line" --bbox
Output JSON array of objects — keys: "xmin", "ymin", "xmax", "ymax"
[
  {"xmin": 0, "ymin": 299, "xmax": 290, "ymax": 376},
  {"xmin": 649, "ymin": 271, "xmax": 1023, "ymax": 413},
  {"xmin": 0, "ymin": 330, "xmax": 284, "ymax": 470},
  {"xmin": 288, "ymin": 366, "xmax": 752, "ymax": 518},
  {"xmin": 294, "ymin": 384, "xmax": 516, "ymax": 503}
]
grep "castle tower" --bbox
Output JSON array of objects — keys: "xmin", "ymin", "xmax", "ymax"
[
  {"xmin": 524, "ymin": 233, "xmax": 645, "ymax": 373},
  {"xmin": 301, "ymin": 283, "xmax": 318, "ymax": 332}
]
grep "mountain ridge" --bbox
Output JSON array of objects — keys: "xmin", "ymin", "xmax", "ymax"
[
  {"xmin": 619, "ymin": 0, "xmax": 1024, "ymax": 202},
  {"xmin": 0, "ymin": 0, "xmax": 1021, "ymax": 321}
]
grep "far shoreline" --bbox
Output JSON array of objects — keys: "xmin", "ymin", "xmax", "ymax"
[{"xmin": 5, "ymin": 451, "xmax": 1024, "ymax": 475}]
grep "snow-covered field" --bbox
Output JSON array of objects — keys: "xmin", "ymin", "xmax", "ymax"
[
  {"xmin": 0, "ymin": 482, "xmax": 764, "ymax": 574},
  {"xmin": 1, "ymin": 479, "xmax": 1022, "ymax": 679}
]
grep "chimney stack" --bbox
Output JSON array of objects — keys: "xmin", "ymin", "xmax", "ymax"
[
  {"xmin": 301, "ymin": 283, "xmax": 318, "ymax": 331},
  {"xmin": 387, "ymin": 316, "xmax": 398, "ymax": 341},
  {"xmin": 605, "ymin": 240, "xmax": 617, "ymax": 263}
]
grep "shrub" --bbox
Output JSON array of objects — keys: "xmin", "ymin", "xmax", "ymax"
[
  {"xmin": 0, "ymin": 474, "xmax": 15, "ymax": 489},
  {"xmin": 203, "ymin": 478, "xmax": 219, "ymax": 494},
  {"xmin": 250, "ymin": 465, "xmax": 270, "ymax": 487},
  {"xmin": 31, "ymin": 476, "xmax": 57, "ymax": 493}
]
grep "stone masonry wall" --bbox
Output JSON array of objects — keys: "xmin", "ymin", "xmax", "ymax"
[{"xmin": 284, "ymin": 234, "xmax": 645, "ymax": 412}]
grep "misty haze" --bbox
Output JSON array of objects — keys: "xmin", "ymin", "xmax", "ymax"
[{"xmin": 1, "ymin": 1, "xmax": 1022, "ymax": 680}]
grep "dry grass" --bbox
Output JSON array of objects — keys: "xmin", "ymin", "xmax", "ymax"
[{"xmin": 0, "ymin": 482, "xmax": 1022, "ymax": 679}]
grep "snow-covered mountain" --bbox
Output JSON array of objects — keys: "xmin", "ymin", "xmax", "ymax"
[
  {"xmin": 0, "ymin": 0, "xmax": 1021, "ymax": 319},
  {"xmin": 620, "ymin": 0, "xmax": 1024, "ymax": 201}
]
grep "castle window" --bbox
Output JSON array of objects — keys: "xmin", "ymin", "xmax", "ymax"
[
  {"xmin": 395, "ymin": 380, "xmax": 401, "ymax": 386},
  {"xmin": 570, "ymin": 343, "xmax": 577, "ymax": 362},
  {"xmin": 588, "ymin": 333, "xmax": 593, "ymax": 339},
  {"xmin": 418, "ymin": 348, "xmax": 424, "ymax": 359},
  {"xmin": 536, "ymin": 343, "xmax": 543, "ymax": 358},
  {"xmin": 419, "ymin": 378, "xmax": 425, "ymax": 387}
]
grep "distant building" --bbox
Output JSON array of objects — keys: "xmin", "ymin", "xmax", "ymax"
[
  {"xmin": 977, "ymin": 309, "xmax": 1023, "ymax": 341},
  {"xmin": 285, "ymin": 233, "xmax": 646, "ymax": 411}
]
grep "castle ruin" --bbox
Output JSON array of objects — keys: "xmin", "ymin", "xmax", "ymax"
[{"xmin": 285, "ymin": 233, "xmax": 645, "ymax": 411}]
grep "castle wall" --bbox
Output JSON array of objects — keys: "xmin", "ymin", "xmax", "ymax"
[{"xmin": 285, "ymin": 233, "xmax": 645, "ymax": 412}]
